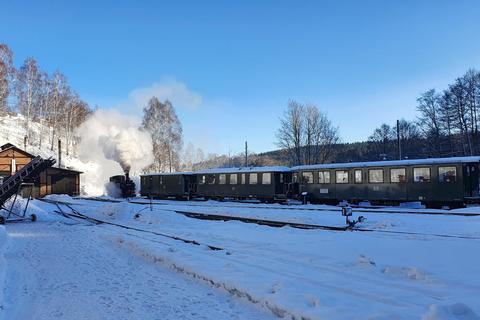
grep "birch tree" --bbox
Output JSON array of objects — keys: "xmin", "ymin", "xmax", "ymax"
[
  {"xmin": 276, "ymin": 100, "xmax": 305, "ymax": 165},
  {"xmin": 15, "ymin": 57, "xmax": 41, "ymax": 139},
  {"xmin": 142, "ymin": 97, "xmax": 183, "ymax": 172},
  {"xmin": 0, "ymin": 44, "xmax": 14, "ymax": 113}
]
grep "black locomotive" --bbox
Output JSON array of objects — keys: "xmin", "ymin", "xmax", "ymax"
[{"xmin": 109, "ymin": 171, "xmax": 136, "ymax": 198}]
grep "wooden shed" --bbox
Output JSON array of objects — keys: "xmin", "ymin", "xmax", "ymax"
[{"xmin": 0, "ymin": 143, "xmax": 82, "ymax": 197}]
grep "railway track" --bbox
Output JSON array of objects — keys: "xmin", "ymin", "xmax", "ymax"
[
  {"xmin": 73, "ymin": 196, "xmax": 480, "ymax": 217},
  {"xmin": 126, "ymin": 199, "xmax": 480, "ymax": 217},
  {"xmin": 161, "ymin": 208, "xmax": 480, "ymax": 240},
  {"xmin": 45, "ymin": 198, "xmax": 480, "ymax": 240},
  {"xmin": 173, "ymin": 210, "xmax": 352, "ymax": 231},
  {"xmin": 38, "ymin": 198, "xmax": 224, "ymax": 251}
]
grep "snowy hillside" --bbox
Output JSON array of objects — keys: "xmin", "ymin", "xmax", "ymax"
[
  {"xmin": 0, "ymin": 114, "xmax": 75, "ymax": 163},
  {"xmin": 0, "ymin": 114, "xmax": 101, "ymax": 194},
  {"xmin": 0, "ymin": 113, "xmax": 151, "ymax": 196}
]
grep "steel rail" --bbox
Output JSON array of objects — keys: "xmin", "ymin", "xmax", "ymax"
[
  {"xmin": 127, "ymin": 199, "xmax": 480, "ymax": 217},
  {"xmin": 41, "ymin": 198, "xmax": 480, "ymax": 241}
]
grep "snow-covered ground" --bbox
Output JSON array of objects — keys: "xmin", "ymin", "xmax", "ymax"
[{"xmin": 1, "ymin": 198, "xmax": 480, "ymax": 320}]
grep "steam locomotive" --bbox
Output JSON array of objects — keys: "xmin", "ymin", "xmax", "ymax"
[{"xmin": 109, "ymin": 171, "xmax": 136, "ymax": 198}]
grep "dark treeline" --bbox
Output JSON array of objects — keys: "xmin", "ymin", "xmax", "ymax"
[{"xmin": 0, "ymin": 43, "xmax": 91, "ymax": 155}]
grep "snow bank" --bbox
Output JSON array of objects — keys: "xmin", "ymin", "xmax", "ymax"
[
  {"xmin": 1, "ymin": 197, "xmax": 56, "ymax": 222},
  {"xmin": 422, "ymin": 303, "xmax": 480, "ymax": 320}
]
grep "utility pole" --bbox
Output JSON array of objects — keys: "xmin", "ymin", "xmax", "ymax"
[
  {"xmin": 397, "ymin": 119, "xmax": 402, "ymax": 160},
  {"xmin": 244, "ymin": 141, "xmax": 248, "ymax": 167},
  {"xmin": 58, "ymin": 139, "xmax": 62, "ymax": 168},
  {"xmin": 228, "ymin": 146, "xmax": 231, "ymax": 167}
]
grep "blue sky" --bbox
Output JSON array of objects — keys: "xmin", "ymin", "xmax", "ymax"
[{"xmin": 2, "ymin": 0, "xmax": 480, "ymax": 155}]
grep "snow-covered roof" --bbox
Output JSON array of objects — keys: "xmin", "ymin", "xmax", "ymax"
[
  {"xmin": 141, "ymin": 172, "xmax": 193, "ymax": 177},
  {"xmin": 194, "ymin": 166, "xmax": 291, "ymax": 174},
  {"xmin": 292, "ymin": 156, "xmax": 480, "ymax": 171}
]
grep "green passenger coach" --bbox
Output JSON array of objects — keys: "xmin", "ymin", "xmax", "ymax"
[{"xmin": 291, "ymin": 156, "xmax": 480, "ymax": 207}]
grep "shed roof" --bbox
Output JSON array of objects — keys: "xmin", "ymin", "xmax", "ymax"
[
  {"xmin": 0, "ymin": 144, "xmax": 35, "ymax": 158},
  {"xmin": 292, "ymin": 156, "xmax": 480, "ymax": 171},
  {"xmin": 48, "ymin": 166, "xmax": 83, "ymax": 174}
]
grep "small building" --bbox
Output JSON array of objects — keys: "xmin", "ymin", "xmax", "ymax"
[{"xmin": 0, "ymin": 143, "xmax": 81, "ymax": 197}]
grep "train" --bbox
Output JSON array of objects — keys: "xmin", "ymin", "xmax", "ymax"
[
  {"xmin": 140, "ymin": 156, "xmax": 480, "ymax": 208},
  {"xmin": 109, "ymin": 171, "xmax": 136, "ymax": 198}
]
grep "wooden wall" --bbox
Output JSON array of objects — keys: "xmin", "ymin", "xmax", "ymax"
[
  {"xmin": 1, "ymin": 146, "xmax": 81, "ymax": 197},
  {"xmin": 0, "ymin": 149, "xmax": 33, "ymax": 176}
]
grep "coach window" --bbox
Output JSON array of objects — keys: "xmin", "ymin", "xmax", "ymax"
[
  {"xmin": 249, "ymin": 173, "xmax": 258, "ymax": 184},
  {"xmin": 262, "ymin": 173, "xmax": 272, "ymax": 184},
  {"xmin": 279, "ymin": 173, "xmax": 284, "ymax": 183},
  {"xmin": 302, "ymin": 171, "xmax": 314, "ymax": 184},
  {"xmin": 369, "ymin": 169, "xmax": 384, "ymax": 183},
  {"xmin": 230, "ymin": 174, "xmax": 237, "ymax": 184},
  {"xmin": 336, "ymin": 170, "xmax": 349, "ymax": 184},
  {"xmin": 199, "ymin": 175, "xmax": 206, "ymax": 184},
  {"xmin": 160, "ymin": 176, "xmax": 163, "ymax": 185},
  {"xmin": 390, "ymin": 168, "xmax": 406, "ymax": 183},
  {"xmin": 318, "ymin": 171, "xmax": 330, "ymax": 184},
  {"xmin": 208, "ymin": 174, "xmax": 216, "ymax": 184},
  {"xmin": 219, "ymin": 174, "xmax": 226, "ymax": 184},
  {"xmin": 354, "ymin": 170, "xmax": 362, "ymax": 183},
  {"xmin": 414, "ymin": 167, "xmax": 431, "ymax": 183},
  {"xmin": 293, "ymin": 173, "xmax": 298, "ymax": 183},
  {"xmin": 439, "ymin": 166, "xmax": 457, "ymax": 183}
]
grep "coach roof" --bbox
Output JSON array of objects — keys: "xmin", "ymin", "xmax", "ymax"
[
  {"xmin": 292, "ymin": 156, "xmax": 480, "ymax": 171},
  {"xmin": 195, "ymin": 166, "xmax": 291, "ymax": 175}
]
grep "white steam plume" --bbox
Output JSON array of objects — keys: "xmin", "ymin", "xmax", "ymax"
[{"xmin": 75, "ymin": 109, "xmax": 153, "ymax": 196}]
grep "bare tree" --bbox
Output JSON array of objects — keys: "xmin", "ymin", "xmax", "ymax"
[
  {"xmin": 463, "ymin": 69, "xmax": 480, "ymax": 153},
  {"xmin": 36, "ymin": 71, "xmax": 52, "ymax": 148},
  {"xmin": 0, "ymin": 44, "xmax": 14, "ymax": 113},
  {"xmin": 304, "ymin": 104, "xmax": 339, "ymax": 164},
  {"xmin": 15, "ymin": 57, "xmax": 41, "ymax": 139},
  {"xmin": 394, "ymin": 119, "xmax": 421, "ymax": 158},
  {"xmin": 47, "ymin": 71, "xmax": 70, "ymax": 150},
  {"xmin": 449, "ymin": 78, "xmax": 472, "ymax": 155},
  {"xmin": 142, "ymin": 97, "xmax": 183, "ymax": 172},
  {"xmin": 369, "ymin": 123, "xmax": 394, "ymax": 159},
  {"xmin": 276, "ymin": 100, "xmax": 305, "ymax": 165}
]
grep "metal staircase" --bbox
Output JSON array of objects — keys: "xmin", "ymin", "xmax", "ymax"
[{"xmin": 0, "ymin": 156, "xmax": 56, "ymax": 223}]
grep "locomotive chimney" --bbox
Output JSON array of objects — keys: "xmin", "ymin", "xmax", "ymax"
[{"xmin": 124, "ymin": 169, "xmax": 130, "ymax": 181}]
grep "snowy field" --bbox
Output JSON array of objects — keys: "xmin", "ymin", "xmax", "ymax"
[{"xmin": 1, "ymin": 197, "xmax": 480, "ymax": 320}]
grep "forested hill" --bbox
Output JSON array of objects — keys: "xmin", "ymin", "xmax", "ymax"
[
  {"xmin": 194, "ymin": 132, "xmax": 473, "ymax": 170},
  {"xmin": 257, "ymin": 139, "xmax": 432, "ymax": 166}
]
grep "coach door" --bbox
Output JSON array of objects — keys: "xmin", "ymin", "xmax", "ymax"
[{"xmin": 463, "ymin": 163, "xmax": 480, "ymax": 197}]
